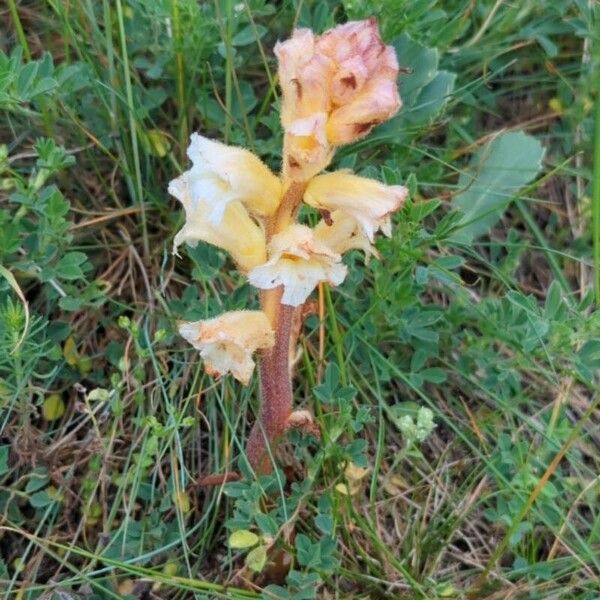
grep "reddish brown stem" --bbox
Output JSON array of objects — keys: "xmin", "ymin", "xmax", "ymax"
[
  {"xmin": 246, "ymin": 180, "xmax": 308, "ymax": 475},
  {"xmin": 247, "ymin": 303, "xmax": 295, "ymax": 474}
]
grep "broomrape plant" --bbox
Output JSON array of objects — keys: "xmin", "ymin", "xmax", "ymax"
[{"xmin": 171, "ymin": 19, "xmax": 407, "ymax": 475}]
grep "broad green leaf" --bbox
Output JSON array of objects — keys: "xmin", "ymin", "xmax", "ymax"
[
  {"xmin": 408, "ymin": 70, "xmax": 456, "ymax": 123},
  {"xmin": 393, "ymin": 34, "xmax": 438, "ymax": 100},
  {"xmin": 232, "ymin": 24, "xmax": 267, "ymax": 46},
  {"xmin": 377, "ymin": 34, "xmax": 455, "ymax": 138},
  {"xmin": 452, "ymin": 131, "xmax": 545, "ymax": 241}
]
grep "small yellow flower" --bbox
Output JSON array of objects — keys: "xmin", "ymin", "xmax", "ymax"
[
  {"xmin": 184, "ymin": 133, "xmax": 282, "ymax": 223},
  {"xmin": 169, "ymin": 175, "xmax": 266, "ymax": 272},
  {"xmin": 248, "ymin": 224, "xmax": 347, "ymax": 306},
  {"xmin": 283, "ymin": 113, "xmax": 334, "ymax": 181},
  {"xmin": 304, "ymin": 171, "xmax": 408, "ymax": 241},
  {"xmin": 178, "ymin": 311, "xmax": 274, "ymax": 385}
]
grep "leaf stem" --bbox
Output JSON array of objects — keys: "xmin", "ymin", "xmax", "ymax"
[
  {"xmin": 115, "ymin": 0, "xmax": 149, "ymax": 259},
  {"xmin": 593, "ymin": 75, "xmax": 600, "ymax": 306},
  {"xmin": 7, "ymin": 0, "xmax": 32, "ymax": 61}
]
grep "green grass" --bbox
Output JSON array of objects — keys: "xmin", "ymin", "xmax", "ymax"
[{"xmin": 1, "ymin": 1, "xmax": 599, "ymax": 599}]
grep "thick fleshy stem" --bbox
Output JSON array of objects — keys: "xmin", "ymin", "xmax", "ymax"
[
  {"xmin": 247, "ymin": 181, "xmax": 308, "ymax": 474},
  {"xmin": 246, "ymin": 303, "xmax": 295, "ymax": 474}
]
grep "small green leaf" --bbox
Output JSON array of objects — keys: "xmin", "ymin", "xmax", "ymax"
[
  {"xmin": 63, "ymin": 336, "xmax": 79, "ymax": 366},
  {"xmin": 420, "ymin": 368, "xmax": 447, "ymax": 384},
  {"xmin": 55, "ymin": 251, "xmax": 88, "ymax": 280},
  {"xmin": 314, "ymin": 514, "xmax": 333, "ymax": 535},
  {"xmin": 42, "ymin": 394, "xmax": 65, "ymax": 421},
  {"xmin": 255, "ymin": 512, "xmax": 279, "ymax": 537},
  {"xmin": 30, "ymin": 490, "xmax": 53, "ymax": 508},
  {"xmin": 0, "ymin": 446, "xmax": 9, "ymax": 476},
  {"xmin": 245, "ymin": 545, "xmax": 267, "ymax": 572},
  {"xmin": 25, "ymin": 468, "xmax": 49, "ymax": 493},
  {"xmin": 31, "ymin": 77, "xmax": 58, "ymax": 97},
  {"xmin": 144, "ymin": 129, "xmax": 170, "ymax": 157},
  {"xmin": 544, "ymin": 280, "xmax": 563, "ymax": 320},
  {"xmin": 228, "ymin": 529, "xmax": 259, "ymax": 549},
  {"xmin": 16, "ymin": 61, "xmax": 39, "ymax": 99}
]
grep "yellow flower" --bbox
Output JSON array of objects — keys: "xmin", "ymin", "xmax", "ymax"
[
  {"xmin": 304, "ymin": 171, "xmax": 408, "ymax": 241},
  {"xmin": 248, "ymin": 224, "xmax": 347, "ymax": 306},
  {"xmin": 314, "ymin": 210, "xmax": 378, "ymax": 259},
  {"xmin": 283, "ymin": 113, "xmax": 334, "ymax": 181},
  {"xmin": 178, "ymin": 311, "xmax": 274, "ymax": 385},
  {"xmin": 169, "ymin": 174, "xmax": 266, "ymax": 272},
  {"xmin": 184, "ymin": 133, "xmax": 282, "ymax": 223}
]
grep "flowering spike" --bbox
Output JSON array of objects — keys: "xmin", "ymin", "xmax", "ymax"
[{"xmin": 170, "ymin": 17, "xmax": 405, "ymax": 479}]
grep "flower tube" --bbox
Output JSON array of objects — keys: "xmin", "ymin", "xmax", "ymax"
[{"xmin": 185, "ymin": 133, "xmax": 282, "ymax": 223}]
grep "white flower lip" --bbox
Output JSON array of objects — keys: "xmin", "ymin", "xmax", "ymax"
[
  {"xmin": 178, "ymin": 311, "xmax": 274, "ymax": 385},
  {"xmin": 248, "ymin": 224, "xmax": 347, "ymax": 307},
  {"xmin": 314, "ymin": 210, "xmax": 379, "ymax": 260}
]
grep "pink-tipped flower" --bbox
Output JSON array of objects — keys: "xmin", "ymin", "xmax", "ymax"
[
  {"xmin": 276, "ymin": 18, "xmax": 401, "ymax": 179},
  {"xmin": 319, "ymin": 19, "xmax": 401, "ymax": 144}
]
